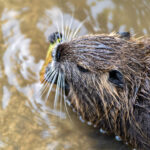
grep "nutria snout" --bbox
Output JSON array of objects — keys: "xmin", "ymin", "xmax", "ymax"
[{"xmin": 41, "ymin": 32, "xmax": 150, "ymax": 150}]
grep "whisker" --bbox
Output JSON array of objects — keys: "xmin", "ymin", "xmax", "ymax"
[
  {"xmin": 62, "ymin": 75, "xmax": 73, "ymax": 123},
  {"xmin": 35, "ymin": 69, "xmax": 55, "ymax": 99},
  {"xmin": 59, "ymin": 74, "xmax": 63, "ymax": 119},
  {"xmin": 55, "ymin": 21, "xmax": 59, "ymax": 35},
  {"xmin": 40, "ymin": 81, "xmax": 49, "ymax": 97},
  {"xmin": 55, "ymin": 22, "xmax": 63, "ymax": 44},
  {"xmin": 66, "ymin": 13, "xmax": 74, "ymax": 41},
  {"xmin": 55, "ymin": 22, "xmax": 60, "ymax": 39},
  {"xmin": 40, "ymin": 69, "xmax": 56, "ymax": 97},
  {"xmin": 38, "ymin": 72, "xmax": 51, "ymax": 92},
  {"xmin": 45, "ymin": 71, "xmax": 57, "ymax": 103},
  {"xmin": 72, "ymin": 18, "xmax": 88, "ymax": 39},
  {"xmin": 64, "ymin": 21, "xmax": 68, "ymax": 42},
  {"xmin": 60, "ymin": 12, "xmax": 65, "ymax": 42},
  {"xmin": 54, "ymin": 71, "xmax": 61, "ymax": 109},
  {"xmin": 68, "ymin": 27, "xmax": 76, "ymax": 41}
]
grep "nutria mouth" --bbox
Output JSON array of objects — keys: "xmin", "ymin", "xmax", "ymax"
[{"xmin": 40, "ymin": 31, "xmax": 150, "ymax": 150}]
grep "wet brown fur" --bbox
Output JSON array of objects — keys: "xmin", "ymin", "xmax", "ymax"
[{"xmin": 46, "ymin": 33, "xmax": 150, "ymax": 150}]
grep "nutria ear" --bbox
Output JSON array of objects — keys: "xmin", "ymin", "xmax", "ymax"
[
  {"xmin": 108, "ymin": 70, "xmax": 124, "ymax": 88},
  {"xmin": 117, "ymin": 32, "xmax": 130, "ymax": 40},
  {"xmin": 48, "ymin": 32, "xmax": 62, "ymax": 44}
]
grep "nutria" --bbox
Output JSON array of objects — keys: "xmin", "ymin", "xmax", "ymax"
[{"xmin": 40, "ymin": 32, "xmax": 150, "ymax": 150}]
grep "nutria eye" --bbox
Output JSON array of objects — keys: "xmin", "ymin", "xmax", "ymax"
[
  {"xmin": 108, "ymin": 70, "xmax": 124, "ymax": 88},
  {"xmin": 77, "ymin": 65, "xmax": 89, "ymax": 73}
]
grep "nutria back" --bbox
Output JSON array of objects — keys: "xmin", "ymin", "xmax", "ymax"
[{"xmin": 42, "ymin": 33, "xmax": 150, "ymax": 150}]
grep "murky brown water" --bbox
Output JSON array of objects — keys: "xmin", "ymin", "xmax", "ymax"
[{"xmin": 0, "ymin": 0, "xmax": 150, "ymax": 149}]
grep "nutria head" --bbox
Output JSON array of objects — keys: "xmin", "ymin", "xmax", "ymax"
[{"xmin": 41, "ymin": 32, "xmax": 150, "ymax": 150}]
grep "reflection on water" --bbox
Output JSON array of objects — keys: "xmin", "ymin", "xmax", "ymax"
[{"xmin": 0, "ymin": 0, "xmax": 150, "ymax": 149}]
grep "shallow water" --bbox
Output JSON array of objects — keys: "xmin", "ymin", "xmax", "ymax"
[{"xmin": 0, "ymin": 0, "xmax": 150, "ymax": 150}]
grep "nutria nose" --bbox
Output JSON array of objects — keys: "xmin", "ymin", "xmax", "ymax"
[
  {"xmin": 48, "ymin": 32, "xmax": 62, "ymax": 44},
  {"xmin": 52, "ymin": 44, "xmax": 62, "ymax": 62}
]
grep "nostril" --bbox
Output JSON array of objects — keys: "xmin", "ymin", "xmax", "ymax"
[
  {"xmin": 55, "ymin": 47, "xmax": 61, "ymax": 61},
  {"xmin": 51, "ymin": 44, "xmax": 63, "ymax": 62}
]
